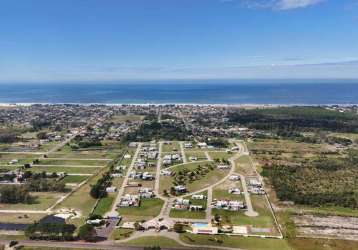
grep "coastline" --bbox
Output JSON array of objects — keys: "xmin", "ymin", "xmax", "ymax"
[{"xmin": 0, "ymin": 102, "xmax": 357, "ymax": 107}]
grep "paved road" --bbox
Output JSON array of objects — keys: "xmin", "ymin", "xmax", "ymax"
[
  {"xmin": 154, "ymin": 141, "xmax": 163, "ymax": 195},
  {"xmin": 179, "ymin": 141, "xmax": 187, "ymax": 163},
  {"xmin": 240, "ymin": 174, "xmax": 258, "ymax": 217},
  {"xmin": 46, "ymin": 134, "xmax": 77, "ymax": 155},
  {"xmin": 205, "ymin": 151, "xmax": 212, "ymax": 161},
  {"xmin": 0, "ymin": 240, "xmax": 186, "ymax": 250},
  {"xmin": 109, "ymin": 143, "xmax": 142, "ymax": 215},
  {"xmin": 206, "ymin": 187, "xmax": 213, "ymax": 222}
]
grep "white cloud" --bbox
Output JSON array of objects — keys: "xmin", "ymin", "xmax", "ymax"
[
  {"xmin": 277, "ymin": 0, "xmax": 324, "ymax": 10},
  {"xmin": 239, "ymin": 0, "xmax": 325, "ymax": 10}
]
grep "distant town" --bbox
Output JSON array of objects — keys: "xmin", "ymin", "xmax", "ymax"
[{"xmin": 0, "ymin": 104, "xmax": 357, "ymax": 250}]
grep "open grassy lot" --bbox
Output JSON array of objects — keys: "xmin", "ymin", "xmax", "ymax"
[
  {"xmin": 93, "ymin": 195, "xmax": 114, "ymax": 216},
  {"xmin": 185, "ymin": 151, "xmax": 207, "ymax": 161},
  {"xmin": 36, "ymin": 159, "xmax": 107, "ymax": 166},
  {"xmin": 0, "ymin": 192, "xmax": 63, "ymax": 211},
  {"xmin": 111, "ymin": 114, "xmax": 144, "ymax": 123},
  {"xmin": 118, "ymin": 198, "xmax": 164, "ymax": 221},
  {"xmin": 123, "ymin": 236, "xmax": 183, "ymax": 248},
  {"xmin": 209, "ymin": 151, "xmax": 233, "ymax": 161},
  {"xmin": 288, "ymin": 238, "xmax": 358, "ymax": 250},
  {"xmin": 235, "ymin": 155, "xmax": 256, "ymax": 175},
  {"xmin": 0, "ymin": 213, "xmax": 45, "ymax": 223},
  {"xmin": 180, "ymin": 233, "xmax": 290, "ymax": 250},
  {"xmin": 62, "ymin": 175, "xmax": 89, "ymax": 183},
  {"xmin": 162, "ymin": 141, "xmax": 180, "ymax": 152},
  {"xmin": 48, "ymin": 152, "xmax": 115, "ymax": 159},
  {"xmin": 30, "ymin": 166, "xmax": 102, "ymax": 174},
  {"xmin": 165, "ymin": 161, "xmax": 230, "ymax": 194},
  {"xmin": 55, "ymin": 167, "xmax": 109, "ymax": 225},
  {"xmin": 110, "ymin": 228, "xmax": 134, "ymax": 240}
]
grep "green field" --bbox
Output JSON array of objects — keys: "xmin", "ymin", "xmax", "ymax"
[
  {"xmin": 123, "ymin": 236, "xmax": 183, "ymax": 248},
  {"xmin": 93, "ymin": 195, "xmax": 114, "ymax": 216},
  {"xmin": 0, "ymin": 192, "xmax": 63, "ymax": 211},
  {"xmin": 118, "ymin": 198, "xmax": 164, "ymax": 221},
  {"xmin": 180, "ymin": 233, "xmax": 290, "ymax": 250},
  {"xmin": 37, "ymin": 159, "xmax": 108, "ymax": 166},
  {"xmin": 30, "ymin": 166, "xmax": 102, "ymax": 174},
  {"xmin": 62, "ymin": 175, "xmax": 89, "ymax": 183}
]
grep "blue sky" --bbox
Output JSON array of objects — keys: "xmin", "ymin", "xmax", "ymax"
[{"xmin": 0, "ymin": 0, "xmax": 358, "ymax": 82}]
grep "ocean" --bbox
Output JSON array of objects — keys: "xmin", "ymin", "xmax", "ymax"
[{"xmin": 0, "ymin": 80, "xmax": 357, "ymax": 105}]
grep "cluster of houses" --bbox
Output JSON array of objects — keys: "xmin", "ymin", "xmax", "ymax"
[
  {"xmin": 212, "ymin": 199, "xmax": 246, "ymax": 211},
  {"xmin": 111, "ymin": 165, "xmax": 126, "ymax": 178},
  {"xmin": 247, "ymin": 178, "xmax": 265, "ymax": 195},
  {"xmin": 139, "ymin": 187, "xmax": 155, "ymax": 198},
  {"xmin": 128, "ymin": 171, "xmax": 155, "ymax": 180},
  {"xmin": 172, "ymin": 198, "xmax": 204, "ymax": 211},
  {"xmin": 163, "ymin": 153, "xmax": 181, "ymax": 166},
  {"xmin": 117, "ymin": 194, "xmax": 140, "ymax": 207}
]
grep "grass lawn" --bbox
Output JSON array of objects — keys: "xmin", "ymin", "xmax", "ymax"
[
  {"xmin": 288, "ymin": 238, "xmax": 358, "ymax": 250},
  {"xmin": 48, "ymin": 152, "xmax": 113, "ymax": 159},
  {"xmin": 209, "ymin": 151, "xmax": 232, "ymax": 161},
  {"xmin": 180, "ymin": 233, "xmax": 290, "ymax": 250},
  {"xmin": 118, "ymin": 198, "xmax": 164, "ymax": 220},
  {"xmin": 169, "ymin": 209, "xmax": 206, "ymax": 219},
  {"xmin": 37, "ymin": 159, "xmax": 107, "ymax": 166},
  {"xmin": 62, "ymin": 175, "xmax": 89, "ymax": 183},
  {"xmin": 235, "ymin": 155, "xmax": 256, "ymax": 175},
  {"xmin": 172, "ymin": 162, "xmax": 229, "ymax": 194},
  {"xmin": 30, "ymin": 166, "xmax": 102, "ymax": 174},
  {"xmin": 123, "ymin": 236, "xmax": 183, "ymax": 249},
  {"xmin": 212, "ymin": 189, "xmax": 245, "ymax": 201},
  {"xmin": 162, "ymin": 141, "xmax": 180, "ymax": 152},
  {"xmin": 0, "ymin": 192, "xmax": 63, "ymax": 211},
  {"xmin": 0, "ymin": 213, "xmax": 45, "ymax": 223},
  {"xmin": 93, "ymin": 195, "xmax": 114, "ymax": 216},
  {"xmin": 111, "ymin": 114, "xmax": 144, "ymax": 123},
  {"xmin": 185, "ymin": 151, "xmax": 207, "ymax": 161},
  {"xmin": 110, "ymin": 228, "xmax": 134, "ymax": 240},
  {"xmin": 55, "ymin": 168, "xmax": 109, "ymax": 225}
]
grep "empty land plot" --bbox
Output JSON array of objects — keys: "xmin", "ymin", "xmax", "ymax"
[
  {"xmin": 162, "ymin": 161, "xmax": 230, "ymax": 194},
  {"xmin": 30, "ymin": 166, "xmax": 102, "ymax": 174},
  {"xmin": 62, "ymin": 175, "xmax": 89, "ymax": 183},
  {"xmin": 118, "ymin": 198, "xmax": 164, "ymax": 221},
  {"xmin": 0, "ymin": 192, "xmax": 64, "ymax": 211},
  {"xmin": 111, "ymin": 114, "xmax": 144, "ymax": 123},
  {"xmin": 54, "ymin": 167, "xmax": 109, "ymax": 225},
  {"xmin": 0, "ymin": 213, "xmax": 45, "ymax": 224},
  {"xmin": 162, "ymin": 142, "xmax": 180, "ymax": 152},
  {"xmin": 235, "ymin": 155, "xmax": 256, "ymax": 175},
  {"xmin": 185, "ymin": 151, "xmax": 207, "ymax": 161},
  {"xmin": 93, "ymin": 195, "xmax": 115, "ymax": 216},
  {"xmin": 209, "ymin": 151, "xmax": 232, "ymax": 161},
  {"xmin": 36, "ymin": 159, "xmax": 107, "ymax": 166},
  {"xmin": 179, "ymin": 233, "xmax": 290, "ymax": 250},
  {"xmin": 48, "ymin": 152, "xmax": 114, "ymax": 159}
]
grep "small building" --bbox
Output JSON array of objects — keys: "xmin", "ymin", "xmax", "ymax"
[
  {"xmin": 106, "ymin": 187, "xmax": 117, "ymax": 193},
  {"xmin": 192, "ymin": 223, "xmax": 218, "ymax": 235}
]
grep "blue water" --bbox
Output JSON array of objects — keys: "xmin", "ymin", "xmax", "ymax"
[{"xmin": 0, "ymin": 80, "xmax": 357, "ymax": 105}]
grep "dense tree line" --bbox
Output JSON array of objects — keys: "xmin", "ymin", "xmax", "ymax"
[
  {"xmin": 228, "ymin": 107, "xmax": 358, "ymax": 133},
  {"xmin": 262, "ymin": 150, "xmax": 358, "ymax": 208},
  {"xmin": 122, "ymin": 121, "xmax": 191, "ymax": 142},
  {"xmin": 25, "ymin": 222, "xmax": 76, "ymax": 240},
  {"xmin": 90, "ymin": 172, "xmax": 111, "ymax": 199},
  {"xmin": 0, "ymin": 185, "xmax": 32, "ymax": 204}
]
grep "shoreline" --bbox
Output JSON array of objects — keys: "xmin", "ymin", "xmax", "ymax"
[{"xmin": 0, "ymin": 102, "xmax": 357, "ymax": 107}]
